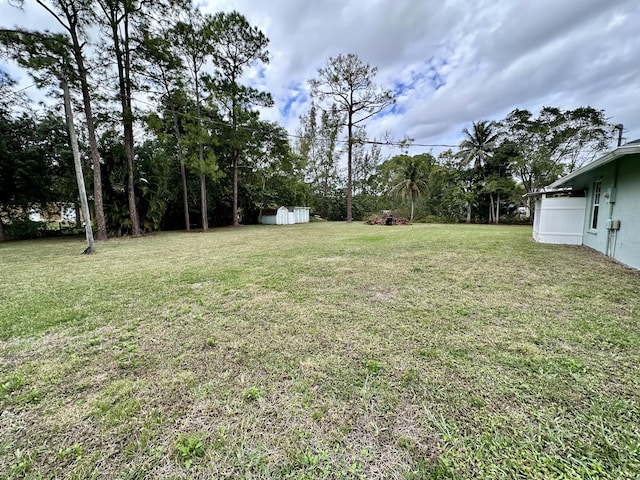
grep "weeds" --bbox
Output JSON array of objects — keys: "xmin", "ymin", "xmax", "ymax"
[
  {"xmin": 1, "ymin": 224, "xmax": 639, "ymax": 478},
  {"xmin": 364, "ymin": 359, "xmax": 382, "ymax": 374},
  {"xmin": 175, "ymin": 433, "xmax": 205, "ymax": 469},
  {"xmin": 243, "ymin": 386, "xmax": 262, "ymax": 402},
  {"xmin": 0, "ymin": 374, "xmax": 24, "ymax": 400},
  {"xmin": 57, "ymin": 443, "xmax": 83, "ymax": 462}
]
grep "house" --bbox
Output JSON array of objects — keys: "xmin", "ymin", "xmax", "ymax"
[
  {"xmin": 28, "ymin": 204, "xmax": 78, "ymax": 223},
  {"xmin": 2, "ymin": 203, "xmax": 80, "ymax": 225},
  {"xmin": 531, "ymin": 140, "xmax": 640, "ymax": 269}
]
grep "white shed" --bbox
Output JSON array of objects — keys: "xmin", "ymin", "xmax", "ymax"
[
  {"xmin": 276, "ymin": 206, "xmax": 290, "ymax": 225},
  {"xmin": 260, "ymin": 206, "xmax": 311, "ymax": 225},
  {"xmin": 294, "ymin": 207, "xmax": 310, "ymax": 223},
  {"xmin": 532, "ymin": 190, "xmax": 586, "ymax": 245}
]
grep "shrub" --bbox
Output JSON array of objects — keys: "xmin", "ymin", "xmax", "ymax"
[{"xmin": 5, "ymin": 219, "xmax": 48, "ymax": 239}]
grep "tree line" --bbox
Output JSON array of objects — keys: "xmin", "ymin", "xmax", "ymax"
[
  {"xmin": 1, "ymin": 0, "xmax": 292, "ymax": 243},
  {"xmin": 296, "ymin": 105, "xmax": 613, "ymax": 224},
  {"xmin": 0, "ymin": 1, "xmax": 615, "ymax": 243}
]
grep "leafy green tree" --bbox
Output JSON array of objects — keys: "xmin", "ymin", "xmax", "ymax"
[
  {"xmin": 352, "ymin": 129, "xmax": 384, "ymax": 196},
  {"xmin": 182, "ymin": 103, "xmax": 222, "ymax": 229},
  {"xmin": 96, "ymin": 0, "xmax": 145, "ymax": 236},
  {"xmin": 457, "ymin": 120, "xmax": 500, "ymax": 222},
  {"xmin": 499, "ymin": 106, "xmax": 612, "ymax": 212},
  {"xmin": 7, "ymin": 0, "xmax": 108, "ymax": 240},
  {"xmin": 381, "ymin": 153, "xmax": 434, "ymax": 221},
  {"xmin": 0, "ymin": 112, "xmax": 44, "ymax": 239},
  {"xmin": 98, "ymin": 129, "xmax": 130, "ymax": 235},
  {"xmin": 428, "ymin": 151, "xmax": 471, "ymax": 222},
  {"xmin": 136, "ymin": 138, "xmax": 175, "ymax": 232},
  {"xmin": 0, "ymin": 107, "xmax": 84, "ymax": 240},
  {"xmin": 458, "ymin": 120, "xmax": 499, "ymax": 170},
  {"xmin": 309, "ymin": 53, "xmax": 394, "ymax": 222},
  {"xmin": 0, "ymin": 30, "xmax": 95, "ymax": 249},
  {"xmin": 296, "ymin": 103, "xmax": 343, "ymax": 218},
  {"xmin": 207, "ymin": 10, "xmax": 272, "ymax": 226},
  {"xmin": 481, "ymin": 142, "xmax": 519, "ymax": 223},
  {"xmin": 141, "ymin": 30, "xmax": 191, "ymax": 230},
  {"xmin": 243, "ymin": 120, "xmax": 307, "ymax": 220},
  {"xmin": 169, "ymin": 11, "xmax": 220, "ymax": 230}
]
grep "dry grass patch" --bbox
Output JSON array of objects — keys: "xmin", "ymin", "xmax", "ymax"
[{"xmin": 1, "ymin": 223, "xmax": 640, "ymax": 478}]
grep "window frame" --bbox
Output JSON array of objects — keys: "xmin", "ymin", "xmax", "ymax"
[{"xmin": 590, "ymin": 180, "xmax": 602, "ymax": 230}]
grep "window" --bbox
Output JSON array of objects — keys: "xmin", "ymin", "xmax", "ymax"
[{"xmin": 591, "ymin": 181, "xmax": 601, "ymax": 229}]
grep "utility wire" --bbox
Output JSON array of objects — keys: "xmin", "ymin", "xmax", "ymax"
[
  {"xmin": 52, "ymin": 80, "xmax": 461, "ymax": 150},
  {"xmin": 119, "ymin": 92, "xmax": 460, "ymax": 149},
  {"xmin": 0, "ymin": 82, "xmax": 38, "ymax": 101}
]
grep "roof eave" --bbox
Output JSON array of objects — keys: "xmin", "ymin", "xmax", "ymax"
[
  {"xmin": 548, "ymin": 143, "xmax": 640, "ymax": 189},
  {"xmin": 525, "ymin": 187, "xmax": 581, "ymax": 197}
]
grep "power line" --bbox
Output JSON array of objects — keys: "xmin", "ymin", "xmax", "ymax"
[
  {"xmin": 63, "ymin": 80, "xmax": 460, "ymax": 150},
  {"xmin": 128, "ymin": 93, "xmax": 458, "ymax": 149},
  {"xmin": 12, "ymin": 82, "xmax": 38, "ymax": 94},
  {"xmin": 360, "ymin": 140, "xmax": 458, "ymax": 148},
  {"xmin": 0, "ymin": 82, "xmax": 38, "ymax": 101},
  {"xmin": 9, "ymin": 77, "xmax": 458, "ymax": 148}
]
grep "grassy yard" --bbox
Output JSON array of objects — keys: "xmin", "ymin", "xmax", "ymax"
[{"xmin": 1, "ymin": 223, "xmax": 639, "ymax": 479}]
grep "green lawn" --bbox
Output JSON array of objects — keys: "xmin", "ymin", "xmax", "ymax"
[{"xmin": 1, "ymin": 223, "xmax": 639, "ymax": 479}]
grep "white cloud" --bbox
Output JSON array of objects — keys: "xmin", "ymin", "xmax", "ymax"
[{"xmin": 3, "ymin": 0, "xmax": 640, "ymax": 153}]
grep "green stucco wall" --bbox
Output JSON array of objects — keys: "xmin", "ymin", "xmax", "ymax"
[
  {"xmin": 611, "ymin": 156, "xmax": 640, "ymax": 269},
  {"xmin": 579, "ymin": 162, "xmax": 614, "ymax": 255},
  {"xmin": 564, "ymin": 153, "xmax": 640, "ymax": 270}
]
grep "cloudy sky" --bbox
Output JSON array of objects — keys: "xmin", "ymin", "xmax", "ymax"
[{"xmin": 2, "ymin": 0, "xmax": 640, "ymax": 157}]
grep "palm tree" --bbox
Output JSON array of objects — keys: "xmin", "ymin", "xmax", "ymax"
[
  {"xmin": 458, "ymin": 120, "xmax": 499, "ymax": 168},
  {"xmin": 457, "ymin": 120, "xmax": 500, "ymax": 222},
  {"xmin": 388, "ymin": 154, "xmax": 432, "ymax": 221}
]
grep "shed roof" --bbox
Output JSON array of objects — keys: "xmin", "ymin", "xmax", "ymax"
[{"xmin": 548, "ymin": 142, "xmax": 640, "ymax": 189}]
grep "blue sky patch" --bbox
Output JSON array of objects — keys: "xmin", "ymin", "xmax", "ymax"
[
  {"xmin": 425, "ymin": 56, "xmax": 446, "ymax": 90},
  {"xmin": 280, "ymin": 83, "xmax": 308, "ymax": 119}
]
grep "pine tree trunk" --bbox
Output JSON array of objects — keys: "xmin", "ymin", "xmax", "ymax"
[
  {"xmin": 194, "ymin": 70, "xmax": 207, "ymax": 231},
  {"xmin": 171, "ymin": 116, "xmax": 190, "ymax": 231},
  {"xmin": 232, "ymin": 148, "xmax": 239, "ymax": 226},
  {"xmin": 200, "ymin": 173, "xmax": 208, "ymax": 231},
  {"xmin": 180, "ymin": 156, "xmax": 190, "ymax": 231},
  {"xmin": 489, "ymin": 194, "xmax": 494, "ymax": 223},
  {"xmin": 495, "ymin": 193, "xmax": 500, "ymax": 224},
  {"xmin": 231, "ymin": 93, "xmax": 240, "ymax": 227},
  {"xmin": 70, "ymin": 32, "xmax": 107, "ymax": 241},
  {"xmin": 346, "ymin": 114, "xmax": 353, "ymax": 223},
  {"xmin": 115, "ymin": 11, "xmax": 140, "ymax": 236},
  {"xmin": 466, "ymin": 202, "xmax": 472, "ymax": 223},
  {"xmin": 124, "ymin": 125, "xmax": 140, "ymax": 235},
  {"xmin": 0, "ymin": 218, "xmax": 4, "ymax": 242}
]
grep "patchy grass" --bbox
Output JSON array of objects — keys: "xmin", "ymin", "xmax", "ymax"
[{"xmin": 1, "ymin": 223, "xmax": 639, "ymax": 479}]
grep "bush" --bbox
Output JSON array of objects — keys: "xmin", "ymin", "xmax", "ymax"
[
  {"xmin": 5, "ymin": 219, "xmax": 85, "ymax": 240},
  {"xmin": 499, "ymin": 215, "xmax": 533, "ymax": 225},
  {"xmin": 414, "ymin": 215, "xmax": 462, "ymax": 224},
  {"xmin": 5, "ymin": 219, "xmax": 48, "ymax": 239}
]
